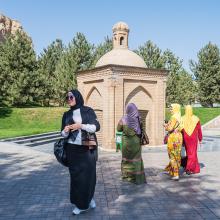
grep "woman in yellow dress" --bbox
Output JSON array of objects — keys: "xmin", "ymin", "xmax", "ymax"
[{"xmin": 164, "ymin": 104, "xmax": 183, "ymax": 180}]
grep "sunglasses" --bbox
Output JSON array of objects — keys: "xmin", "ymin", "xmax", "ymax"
[{"xmin": 66, "ymin": 95, "xmax": 75, "ymax": 101}]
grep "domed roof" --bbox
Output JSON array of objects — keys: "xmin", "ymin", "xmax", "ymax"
[
  {"xmin": 112, "ymin": 22, "xmax": 129, "ymax": 32},
  {"xmin": 95, "ymin": 22, "xmax": 147, "ymax": 68},
  {"xmin": 95, "ymin": 48, "xmax": 147, "ymax": 68}
]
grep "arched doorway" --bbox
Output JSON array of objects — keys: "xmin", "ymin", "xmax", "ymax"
[{"xmin": 125, "ymin": 86, "xmax": 153, "ymax": 143}]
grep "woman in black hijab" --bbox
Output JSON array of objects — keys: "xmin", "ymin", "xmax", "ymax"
[{"xmin": 61, "ymin": 89, "xmax": 100, "ymax": 215}]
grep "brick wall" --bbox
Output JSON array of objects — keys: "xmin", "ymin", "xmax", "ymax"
[{"xmin": 77, "ymin": 65, "xmax": 167, "ymax": 149}]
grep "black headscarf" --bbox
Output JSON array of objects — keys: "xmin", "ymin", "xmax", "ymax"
[
  {"xmin": 66, "ymin": 89, "xmax": 84, "ymax": 142},
  {"xmin": 69, "ymin": 89, "xmax": 84, "ymax": 110}
]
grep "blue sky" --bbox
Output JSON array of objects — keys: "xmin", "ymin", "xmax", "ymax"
[{"xmin": 1, "ymin": 0, "xmax": 220, "ymax": 72}]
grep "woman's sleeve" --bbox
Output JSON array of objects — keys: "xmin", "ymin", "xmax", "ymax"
[
  {"xmin": 86, "ymin": 108, "xmax": 100, "ymax": 132},
  {"xmin": 60, "ymin": 112, "xmax": 70, "ymax": 137},
  {"xmin": 197, "ymin": 121, "xmax": 202, "ymax": 142},
  {"xmin": 117, "ymin": 119, "xmax": 123, "ymax": 132},
  {"xmin": 165, "ymin": 118, "xmax": 177, "ymax": 132},
  {"xmin": 81, "ymin": 124, "xmax": 96, "ymax": 133}
]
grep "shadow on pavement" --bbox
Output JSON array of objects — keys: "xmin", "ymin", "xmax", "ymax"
[{"xmin": 0, "ymin": 150, "xmax": 220, "ymax": 219}]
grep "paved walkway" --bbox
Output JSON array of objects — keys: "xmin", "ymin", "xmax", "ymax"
[{"xmin": 0, "ymin": 142, "xmax": 220, "ymax": 220}]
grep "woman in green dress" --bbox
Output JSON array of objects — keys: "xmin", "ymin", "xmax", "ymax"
[{"xmin": 117, "ymin": 103, "xmax": 146, "ymax": 184}]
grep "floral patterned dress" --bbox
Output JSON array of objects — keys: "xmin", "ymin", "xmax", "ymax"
[{"xmin": 165, "ymin": 118, "xmax": 183, "ymax": 177}]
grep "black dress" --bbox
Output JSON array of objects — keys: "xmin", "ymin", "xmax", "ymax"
[{"xmin": 61, "ymin": 106, "xmax": 100, "ymax": 209}]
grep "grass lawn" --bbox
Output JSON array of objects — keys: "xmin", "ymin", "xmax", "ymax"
[
  {"xmin": 0, "ymin": 107, "xmax": 67, "ymax": 139},
  {"xmin": 165, "ymin": 107, "xmax": 220, "ymax": 125},
  {"xmin": 0, "ymin": 107, "xmax": 220, "ymax": 139}
]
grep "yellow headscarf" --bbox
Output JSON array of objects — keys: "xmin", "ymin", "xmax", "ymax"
[
  {"xmin": 181, "ymin": 105, "xmax": 199, "ymax": 136},
  {"xmin": 170, "ymin": 103, "xmax": 181, "ymax": 123}
]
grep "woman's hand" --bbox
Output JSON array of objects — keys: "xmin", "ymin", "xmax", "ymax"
[
  {"xmin": 64, "ymin": 125, "xmax": 71, "ymax": 133},
  {"xmin": 163, "ymin": 123, "xmax": 168, "ymax": 128},
  {"xmin": 69, "ymin": 123, "xmax": 82, "ymax": 131}
]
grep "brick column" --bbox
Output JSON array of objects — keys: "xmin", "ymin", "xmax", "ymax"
[
  {"xmin": 155, "ymin": 79, "xmax": 166, "ymax": 145},
  {"xmin": 114, "ymin": 76, "xmax": 124, "ymax": 146},
  {"xmin": 102, "ymin": 75, "xmax": 116, "ymax": 149}
]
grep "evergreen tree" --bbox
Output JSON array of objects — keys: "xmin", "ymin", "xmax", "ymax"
[
  {"xmin": 135, "ymin": 41, "xmax": 195, "ymax": 106},
  {"xmin": 0, "ymin": 31, "xmax": 37, "ymax": 106},
  {"xmin": 135, "ymin": 40, "xmax": 165, "ymax": 68},
  {"xmin": 53, "ymin": 49, "xmax": 77, "ymax": 105},
  {"xmin": 69, "ymin": 32, "xmax": 94, "ymax": 71},
  {"xmin": 53, "ymin": 33, "xmax": 94, "ymax": 105},
  {"xmin": 177, "ymin": 70, "xmax": 197, "ymax": 105},
  {"xmin": 37, "ymin": 39, "xmax": 64, "ymax": 106},
  {"xmin": 190, "ymin": 42, "xmax": 220, "ymax": 107},
  {"xmin": 163, "ymin": 50, "xmax": 183, "ymax": 105}
]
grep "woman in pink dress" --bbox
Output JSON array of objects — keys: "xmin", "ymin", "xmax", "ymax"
[{"xmin": 181, "ymin": 105, "xmax": 202, "ymax": 174}]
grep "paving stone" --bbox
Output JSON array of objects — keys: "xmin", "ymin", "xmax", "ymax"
[{"xmin": 0, "ymin": 141, "xmax": 220, "ymax": 219}]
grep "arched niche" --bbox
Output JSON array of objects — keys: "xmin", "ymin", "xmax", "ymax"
[
  {"xmin": 85, "ymin": 86, "xmax": 103, "ymax": 145},
  {"xmin": 86, "ymin": 86, "xmax": 102, "ymax": 110},
  {"xmin": 125, "ymin": 86, "xmax": 153, "ymax": 142}
]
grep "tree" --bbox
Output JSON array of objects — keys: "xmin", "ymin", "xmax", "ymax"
[
  {"xmin": 135, "ymin": 40, "xmax": 165, "ymax": 68},
  {"xmin": 176, "ymin": 70, "xmax": 197, "ymax": 105},
  {"xmin": 68, "ymin": 32, "xmax": 94, "ymax": 71},
  {"xmin": 36, "ymin": 39, "xmax": 64, "ymax": 106},
  {"xmin": 163, "ymin": 50, "xmax": 183, "ymax": 105},
  {"xmin": 0, "ymin": 31, "xmax": 37, "ymax": 106},
  {"xmin": 135, "ymin": 41, "xmax": 196, "ymax": 106},
  {"xmin": 53, "ymin": 33, "xmax": 94, "ymax": 105},
  {"xmin": 53, "ymin": 49, "xmax": 77, "ymax": 105},
  {"xmin": 190, "ymin": 42, "xmax": 220, "ymax": 107}
]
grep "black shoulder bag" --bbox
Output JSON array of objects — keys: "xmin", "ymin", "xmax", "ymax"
[
  {"xmin": 54, "ymin": 112, "xmax": 71, "ymax": 167},
  {"xmin": 138, "ymin": 118, "xmax": 149, "ymax": 145},
  {"xmin": 54, "ymin": 137, "xmax": 68, "ymax": 167}
]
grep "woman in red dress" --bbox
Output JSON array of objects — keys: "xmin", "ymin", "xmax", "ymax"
[{"xmin": 181, "ymin": 105, "xmax": 202, "ymax": 174}]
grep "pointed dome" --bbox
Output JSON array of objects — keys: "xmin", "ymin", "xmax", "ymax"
[
  {"xmin": 95, "ymin": 22, "xmax": 146, "ymax": 68},
  {"xmin": 95, "ymin": 49, "xmax": 147, "ymax": 68},
  {"xmin": 112, "ymin": 22, "xmax": 129, "ymax": 32}
]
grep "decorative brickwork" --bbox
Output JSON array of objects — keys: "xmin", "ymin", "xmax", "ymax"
[
  {"xmin": 77, "ymin": 22, "xmax": 167, "ymax": 149},
  {"xmin": 78, "ymin": 65, "xmax": 167, "ymax": 149}
]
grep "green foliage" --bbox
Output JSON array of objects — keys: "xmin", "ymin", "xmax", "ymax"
[
  {"xmin": 190, "ymin": 42, "xmax": 220, "ymax": 107},
  {"xmin": 163, "ymin": 50, "xmax": 183, "ymax": 105},
  {"xmin": 68, "ymin": 32, "xmax": 94, "ymax": 71},
  {"xmin": 36, "ymin": 39, "xmax": 64, "ymax": 106},
  {"xmin": 1, "ymin": 31, "xmax": 219, "ymax": 109},
  {"xmin": 54, "ymin": 33, "xmax": 94, "ymax": 104},
  {"xmin": 135, "ymin": 40, "xmax": 165, "ymax": 68},
  {"xmin": 164, "ymin": 50, "xmax": 196, "ymax": 106},
  {"xmin": 53, "ymin": 49, "xmax": 77, "ymax": 105},
  {"xmin": 177, "ymin": 70, "xmax": 197, "ymax": 105},
  {"xmin": 0, "ymin": 32, "xmax": 95, "ymax": 107},
  {"xmin": 135, "ymin": 42, "xmax": 196, "ymax": 106},
  {"xmin": 0, "ymin": 31, "xmax": 37, "ymax": 106}
]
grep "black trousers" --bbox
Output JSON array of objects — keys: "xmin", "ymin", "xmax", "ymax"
[{"xmin": 66, "ymin": 143, "xmax": 96, "ymax": 209}]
